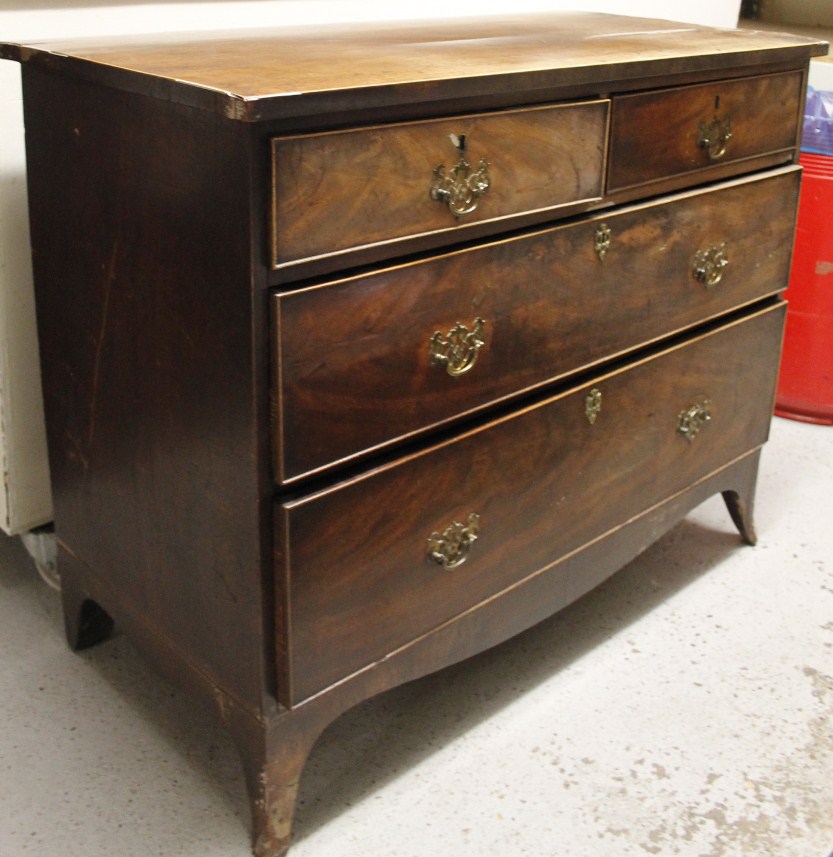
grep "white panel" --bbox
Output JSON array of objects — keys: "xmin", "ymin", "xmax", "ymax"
[
  {"xmin": 0, "ymin": 60, "xmax": 51, "ymax": 534},
  {"xmin": 0, "ymin": 1, "xmax": 742, "ymax": 39}
]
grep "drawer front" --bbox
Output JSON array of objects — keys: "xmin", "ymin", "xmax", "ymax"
[
  {"xmin": 270, "ymin": 101, "xmax": 608, "ymax": 267},
  {"xmin": 275, "ymin": 305, "xmax": 785, "ymax": 705},
  {"xmin": 608, "ymin": 71, "xmax": 803, "ymax": 193},
  {"xmin": 273, "ymin": 168, "xmax": 799, "ymax": 483}
]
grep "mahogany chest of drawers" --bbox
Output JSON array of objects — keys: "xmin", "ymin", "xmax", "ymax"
[{"xmin": 2, "ymin": 14, "xmax": 826, "ymax": 856}]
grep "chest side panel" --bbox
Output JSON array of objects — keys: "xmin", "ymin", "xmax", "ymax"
[{"xmin": 22, "ymin": 66, "xmax": 270, "ymax": 706}]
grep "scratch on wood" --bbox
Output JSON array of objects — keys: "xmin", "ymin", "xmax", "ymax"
[
  {"xmin": 587, "ymin": 28, "xmax": 696, "ymax": 39},
  {"xmin": 88, "ymin": 239, "xmax": 119, "ymax": 447},
  {"xmin": 212, "ymin": 685, "xmax": 232, "ymax": 725},
  {"xmin": 65, "ymin": 430, "xmax": 90, "ymax": 473}
]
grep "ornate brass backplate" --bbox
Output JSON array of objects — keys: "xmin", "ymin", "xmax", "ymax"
[
  {"xmin": 594, "ymin": 223, "xmax": 611, "ymax": 261},
  {"xmin": 698, "ymin": 114, "xmax": 733, "ymax": 160},
  {"xmin": 429, "ymin": 317, "xmax": 486, "ymax": 377},
  {"xmin": 430, "ymin": 133, "xmax": 491, "ymax": 218},
  {"xmin": 678, "ymin": 399, "xmax": 711, "ymax": 442},
  {"xmin": 693, "ymin": 242, "xmax": 729, "ymax": 288},
  {"xmin": 427, "ymin": 513, "xmax": 481, "ymax": 570},
  {"xmin": 585, "ymin": 388, "xmax": 603, "ymax": 424}
]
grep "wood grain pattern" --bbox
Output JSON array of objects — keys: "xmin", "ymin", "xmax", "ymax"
[
  {"xmin": 1, "ymin": 14, "xmax": 825, "ymax": 121},
  {"xmin": 276, "ymin": 304, "xmax": 785, "ymax": 705},
  {"xmin": 271, "ymin": 101, "xmax": 608, "ymax": 266},
  {"xmin": 274, "ymin": 168, "xmax": 799, "ymax": 482},
  {"xmin": 608, "ymin": 70, "xmax": 803, "ymax": 191}
]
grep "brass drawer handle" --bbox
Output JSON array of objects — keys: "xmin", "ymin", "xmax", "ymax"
[
  {"xmin": 585, "ymin": 388, "xmax": 603, "ymax": 424},
  {"xmin": 594, "ymin": 223, "xmax": 611, "ymax": 261},
  {"xmin": 698, "ymin": 113, "xmax": 733, "ymax": 161},
  {"xmin": 678, "ymin": 399, "xmax": 711, "ymax": 442},
  {"xmin": 430, "ymin": 133, "xmax": 490, "ymax": 218},
  {"xmin": 428, "ymin": 513, "xmax": 480, "ymax": 570},
  {"xmin": 429, "ymin": 317, "xmax": 486, "ymax": 377},
  {"xmin": 694, "ymin": 243, "xmax": 729, "ymax": 288}
]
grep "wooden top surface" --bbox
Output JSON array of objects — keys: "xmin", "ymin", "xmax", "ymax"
[{"xmin": 1, "ymin": 13, "xmax": 827, "ymax": 122}]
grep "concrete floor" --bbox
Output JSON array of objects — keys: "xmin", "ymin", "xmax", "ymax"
[{"xmin": 1, "ymin": 415, "xmax": 831, "ymax": 857}]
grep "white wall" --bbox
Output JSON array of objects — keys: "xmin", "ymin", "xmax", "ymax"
[
  {"xmin": 1, "ymin": 1, "xmax": 742, "ymax": 39},
  {"xmin": 0, "ymin": 0, "xmax": 741, "ymax": 535},
  {"xmin": 0, "ymin": 40, "xmax": 50, "ymax": 534}
]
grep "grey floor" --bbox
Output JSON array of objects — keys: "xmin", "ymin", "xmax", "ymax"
[{"xmin": 1, "ymin": 415, "xmax": 832, "ymax": 857}]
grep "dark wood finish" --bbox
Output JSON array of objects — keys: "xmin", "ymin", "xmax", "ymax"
[
  {"xmin": 277, "ymin": 305, "xmax": 784, "ymax": 705},
  {"xmin": 608, "ymin": 70, "xmax": 804, "ymax": 192},
  {"xmin": 723, "ymin": 487, "xmax": 758, "ymax": 546},
  {"xmin": 4, "ymin": 15, "xmax": 823, "ymax": 857},
  {"xmin": 271, "ymin": 101, "xmax": 608, "ymax": 266},
  {"xmin": 275, "ymin": 168, "xmax": 799, "ymax": 482},
  {"xmin": 21, "ymin": 66, "xmax": 271, "ymax": 710}
]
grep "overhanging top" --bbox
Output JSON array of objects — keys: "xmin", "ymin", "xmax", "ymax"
[{"xmin": 1, "ymin": 12, "xmax": 827, "ymax": 122}]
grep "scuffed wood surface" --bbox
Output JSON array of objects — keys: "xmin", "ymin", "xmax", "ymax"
[{"xmin": 1, "ymin": 13, "xmax": 826, "ymax": 120}]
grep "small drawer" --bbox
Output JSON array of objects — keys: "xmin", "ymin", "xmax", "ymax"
[
  {"xmin": 270, "ymin": 100, "xmax": 609, "ymax": 267},
  {"xmin": 608, "ymin": 71, "xmax": 803, "ymax": 193},
  {"xmin": 275, "ymin": 304, "xmax": 785, "ymax": 706},
  {"xmin": 272, "ymin": 167, "xmax": 799, "ymax": 483}
]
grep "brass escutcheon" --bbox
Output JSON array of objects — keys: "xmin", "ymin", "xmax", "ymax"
[
  {"xmin": 430, "ymin": 133, "xmax": 490, "ymax": 218},
  {"xmin": 678, "ymin": 399, "xmax": 711, "ymax": 442},
  {"xmin": 694, "ymin": 243, "xmax": 729, "ymax": 288},
  {"xmin": 698, "ymin": 114, "xmax": 733, "ymax": 161},
  {"xmin": 427, "ymin": 513, "xmax": 481, "ymax": 570},
  {"xmin": 585, "ymin": 388, "xmax": 603, "ymax": 424},
  {"xmin": 429, "ymin": 317, "xmax": 486, "ymax": 377},
  {"xmin": 594, "ymin": 223, "xmax": 612, "ymax": 261}
]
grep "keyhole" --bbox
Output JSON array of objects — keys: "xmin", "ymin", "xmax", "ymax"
[{"xmin": 714, "ymin": 95, "xmax": 720, "ymax": 111}]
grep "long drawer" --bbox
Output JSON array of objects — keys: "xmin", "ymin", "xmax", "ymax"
[
  {"xmin": 274, "ymin": 303, "xmax": 786, "ymax": 706},
  {"xmin": 608, "ymin": 71, "xmax": 803, "ymax": 193},
  {"xmin": 273, "ymin": 168, "xmax": 799, "ymax": 483},
  {"xmin": 270, "ymin": 100, "xmax": 608, "ymax": 267}
]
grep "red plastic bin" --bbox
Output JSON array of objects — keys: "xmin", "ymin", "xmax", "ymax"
[{"xmin": 775, "ymin": 151, "xmax": 833, "ymax": 425}]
